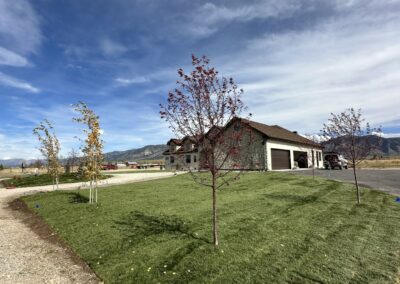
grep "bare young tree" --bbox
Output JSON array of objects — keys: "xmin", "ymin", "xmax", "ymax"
[
  {"xmin": 160, "ymin": 55, "xmax": 253, "ymax": 246},
  {"xmin": 73, "ymin": 102, "xmax": 104, "ymax": 204},
  {"xmin": 66, "ymin": 148, "xmax": 79, "ymax": 173},
  {"xmin": 33, "ymin": 120, "xmax": 61, "ymax": 190},
  {"xmin": 322, "ymin": 108, "xmax": 381, "ymax": 204}
]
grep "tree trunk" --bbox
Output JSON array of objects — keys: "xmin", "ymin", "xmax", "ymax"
[
  {"xmin": 56, "ymin": 176, "xmax": 59, "ymax": 190},
  {"xmin": 312, "ymin": 150, "xmax": 315, "ymax": 179},
  {"xmin": 352, "ymin": 162, "xmax": 361, "ymax": 204},
  {"xmin": 95, "ymin": 177, "xmax": 98, "ymax": 203},
  {"xmin": 212, "ymin": 173, "xmax": 218, "ymax": 247},
  {"xmin": 89, "ymin": 180, "xmax": 93, "ymax": 204}
]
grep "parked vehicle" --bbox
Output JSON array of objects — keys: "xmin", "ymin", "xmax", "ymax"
[{"xmin": 323, "ymin": 152, "xmax": 348, "ymax": 170}]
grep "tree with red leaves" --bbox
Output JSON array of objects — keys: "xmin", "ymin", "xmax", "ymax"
[{"xmin": 160, "ymin": 55, "xmax": 253, "ymax": 246}]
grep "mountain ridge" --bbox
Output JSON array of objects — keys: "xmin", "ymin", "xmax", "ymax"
[{"xmin": 103, "ymin": 144, "xmax": 167, "ymax": 162}]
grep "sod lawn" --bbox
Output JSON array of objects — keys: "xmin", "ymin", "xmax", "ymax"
[
  {"xmin": 22, "ymin": 172, "xmax": 400, "ymax": 283},
  {"xmin": 2, "ymin": 173, "xmax": 109, "ymax": 188}
]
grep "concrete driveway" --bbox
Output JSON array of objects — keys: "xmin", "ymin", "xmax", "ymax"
[{"xmin": 291, "ymin": 168, "xmax": 400, "ymax": 195}]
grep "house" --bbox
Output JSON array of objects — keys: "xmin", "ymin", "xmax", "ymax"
[
  {"xmin": 126, "ymin": 162, "xmax": 139, "ymax": 169},
  {"xmin": 116, "ymin": 163, "xmax": 127, "ymax": 169},
  {"xmin": 163, "ymin": 117, "xmax": 324, "ymax": 171},
  {"xmin": 102, "ymin": 163, "xmax": 118, "ymax": 170},
  {"xmin": 163, "ymin": 137, "xmax": 199, "ymax": 171}
]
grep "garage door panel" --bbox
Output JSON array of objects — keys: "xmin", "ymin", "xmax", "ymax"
[{"xmin": 271, "ymin": 149, "xmax": 290, "ymax": 170}]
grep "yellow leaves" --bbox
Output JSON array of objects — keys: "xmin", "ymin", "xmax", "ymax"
[
  {"xmin": 33, "ymin": 120, "xmax": 61, "ymax": 178},
  {"xmin": 73, "ymin": 101, "xmax": 104, "ymax": 182}
]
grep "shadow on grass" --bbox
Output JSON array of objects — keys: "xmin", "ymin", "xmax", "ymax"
[
  {"xmin": 68, "ymin": 192, "xmax": 89, "ymax": 204},
  {"xmin": 115, "ymin": 210, "xmax": 210, "ymax": 244},
  {"xmin": 263, "ymin": 193, "xmax": 319, "ymax": 204},
  {"xmin": 263, "ymin": 181, "xmax": 341, "ymax": 206},
  {"xmin": 114, "ymin": 211, "xmax": 212, "ymax": 273}
]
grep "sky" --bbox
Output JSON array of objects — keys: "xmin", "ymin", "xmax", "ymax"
[{"xmin": 0, "ymin": 0, "xmax": 399, "ymax": 159}]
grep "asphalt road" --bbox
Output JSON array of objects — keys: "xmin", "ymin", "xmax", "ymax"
[{"xmin": 291, "ymin": 169, "xmax": 400, "ymax": 195}]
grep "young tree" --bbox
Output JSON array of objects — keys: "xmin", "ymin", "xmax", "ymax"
[
  {"xmin": 33, "ymin": 120, "xmax": 61, "ymax": 190},
  {"xmin": 73, "ymin": 102, "xmax": 104, "ymax": 204},
  {"xmin": 322, "ymin": 108, "xmax": 381, "ymax": 204},
  {"xmin": 160, "ymin": 55, "xmax": 253, "ymax": 246},
  {"xmin": 70, "ymin": 148, "xmax": 79, "ymax": 171},
  {"xmin": 303, "ymin": 134, "xmax": 323, "ymax": 179},
  {"xmin": 65, "ymin": 148, "xmax": 79, "ymax": 174}
]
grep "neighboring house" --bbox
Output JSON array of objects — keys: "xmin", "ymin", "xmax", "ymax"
[
  {"xmin": 163, "ymin": 137, "xmax": 199, "ymax": 171},
  {"xmin": 102, "ymin": 163, "xmax": 118, "ymax": 170},
  {"xmin": 163, "ymin": 117, "xmax": 324, "ymax": 171},
  {"xmin": 126, "ymin": 162, "xmax": 139, "ymax": 169},
  {"xmin": 116, "ymin": 163, "xmax": 127, "ymax": 168}
]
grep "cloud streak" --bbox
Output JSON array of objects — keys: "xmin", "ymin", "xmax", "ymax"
[
  {"xmin": 0, "ymin": 72, "xmax": 39, "ymax": 93},
  {"xmin": 115, "ymin": 76, "xmax": 149, "ymax": 85},
  {"xmin": 0, "ymin": 0, "xmax": 42, "ymax": 55},
  {"xmin": 0, "ymin": 0, "xmax": 41, "ymax": 92},
  {"xmin": 99, "ymin": 38, "xmax": 128, "ymax": 57},
  {"xmin": 184, "ymin": 1, "xmax": 300, "ymax": 37},
  {"xmin": 0, "ymin": 46, "xmax": 29, "ymax": 67}
]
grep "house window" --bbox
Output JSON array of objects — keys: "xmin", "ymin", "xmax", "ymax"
[
  {"xmin": 186, "ymin": 155, "xmax": 191, "ymax": 163},
  {"xmin": 193, "ymin": 155, "xmax": 197, "ymax": 163},
  {"xmin": 170, "ymin": 156, "xmax": 175, "ymax": 164}
]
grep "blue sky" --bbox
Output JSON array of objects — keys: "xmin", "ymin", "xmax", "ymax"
[{"xmin": 0, "ymin": 0, "xmax": 400, "ymax": 159}]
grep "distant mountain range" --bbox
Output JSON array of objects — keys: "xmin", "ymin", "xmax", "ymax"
[
  {"xmin": 1, "ymin": 137, "xmax": 399, "ymax": 168},
  {"xmin": 0, "ymin": 144, "xmax": 167, "ymax": 167},
  {"xmin": 103, "ymin": 144, "xmax": 167, "ymax": 162},
  {"xmin": 321, "ymin": 136, "xmax": 400, "ymax": 157}
]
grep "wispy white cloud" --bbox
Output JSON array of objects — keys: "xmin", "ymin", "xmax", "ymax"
[
  {"xmin": 99, "ymin": 38, "xmax": 127, "ymax": 56},
  {"xmin": 185, "ymin": 1, "xmax": 300, "ymax": 36},
  {"xmin": 0, "ymin": 0, "xmax": 42, "ymax": 55},
  {"xmin": 0, "ymin": 0, "xmax": 41, "ymax": 92},
  {"xmin": 115, "ymin": 76, "xmax": 149, "ymax": 85},
  {"xmin": 0, "ymin": 72, "xmax": 39, "ymax": 93},
  {"xmin": 0, "ymin": 46, "xmax": 28, "ymax": 67}
]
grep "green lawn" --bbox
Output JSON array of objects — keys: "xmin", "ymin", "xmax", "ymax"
[
  {"xmin": 3, "ymin": 173, "xmax": 109, "ymax": 188},
  {"xmin": 22, "ymin": 172, "xmax": 400, "ymax": 283}
]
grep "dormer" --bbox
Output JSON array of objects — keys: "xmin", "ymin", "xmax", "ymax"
[
  {"xmin": 167, "ymin": 139, "xmax": 182, "ymax": 152},
  {"xmin": 182, "ymin": 136, "xmax": 197, "ymax": 152}
]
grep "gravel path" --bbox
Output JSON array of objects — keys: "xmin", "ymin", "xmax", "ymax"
[{"xmin": 0, "ymin": 172, "xmax": 180, "ymax": 283}]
